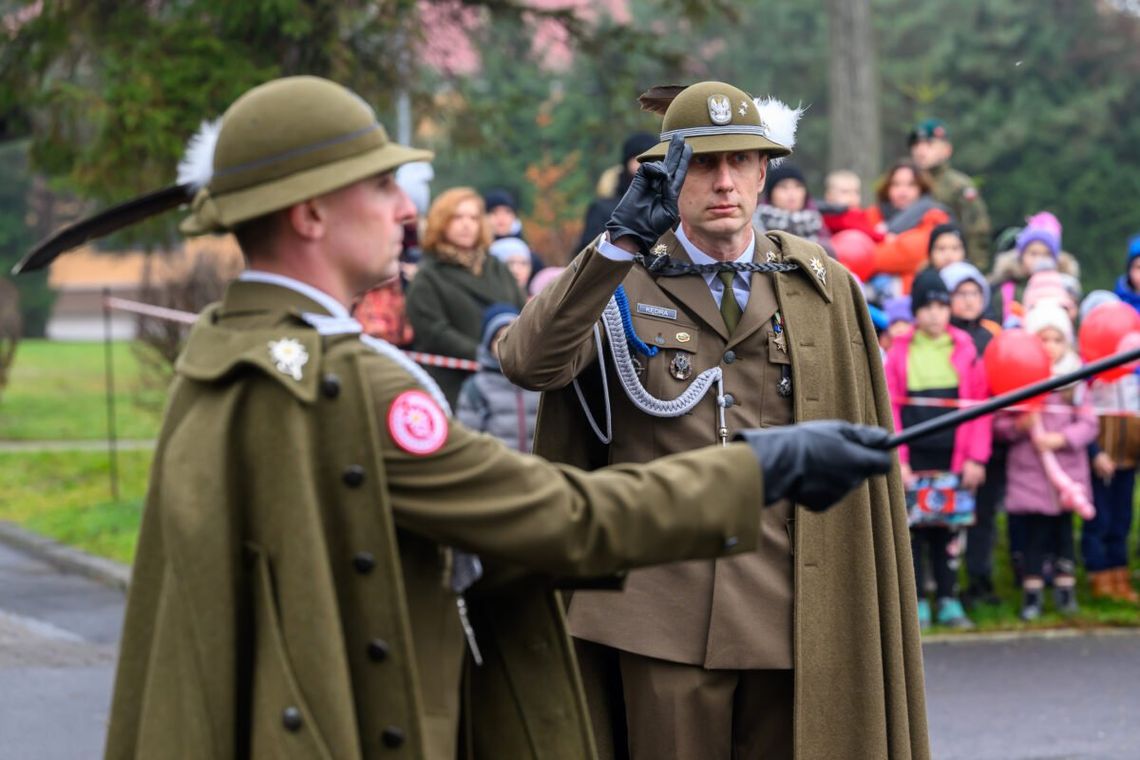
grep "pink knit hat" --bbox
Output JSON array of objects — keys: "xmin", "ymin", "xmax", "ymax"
[
  {"xmin": 1016, "ymin": 211, "xmax": 1062, "ymax": 257},
  {"xmin": 1023, "ymin": 270, "xmax": 1075, "ymax": 313}
]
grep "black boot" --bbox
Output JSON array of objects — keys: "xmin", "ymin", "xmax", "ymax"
[
  {"xmin": 963, "ymin": 575, "xmax": 1001, "ymax": 610},
  {"xmin": 1020, "ymin": 587, "xmax": 1043, "ymax": 622},
  {"xmin": 1054, "ymin": 585, "xmax": 1079, "ymax": 616}
]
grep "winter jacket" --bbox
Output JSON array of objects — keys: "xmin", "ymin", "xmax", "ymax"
[
  {"xmin": 868, "ymin": 203, "xmax": 951, "ymax": 295},
  {"xmin": 986, "ymin": 248, "xmax": 1081, "ymax": 325},
  {"xmin": 1089, "ymin": 375, "xmax": 1140, "ymax": 469},
  {"xmin": 457, "ymin": 348, "xmax": 540, "ymax": 453},
  {"xmin": 994, "ymin": 391, "xmax": 1099, "ymax": 515},
  {"xmin": 886, "ymin": 325, "xmax": 992, "ymax": 472}
]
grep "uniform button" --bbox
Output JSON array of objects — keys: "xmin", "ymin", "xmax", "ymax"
[
  {"xmin": 282, "ymin": 706, "xmax": 303, "ymax": 732},
  {"xmin": 723, "ymin": 393, "xmax": 735, "ymax": 408},
  {"xmin": 353, "ymin": 552, "xmax": 375, "ymax": 574},
  {"xmin": 723, "ymin": 350, "xmax": 737, "ymax": 364},
  {"xmin": 342, "ymin": 465, "xmax": 366, "ymax": 488},
  {"xmin": 381, "ymin": 726, "xmax": 406, "ymax": 748},
  {"xmin": 724, "ymin": 536, "xmax": 740, "ymax": 550},
  {"xmin": 320, "ymin": 373, "xmax": 341, "ymax": 398},
  {"xmin": 368, "ymin": 638, "xmax": 391, "ymax": 662}
]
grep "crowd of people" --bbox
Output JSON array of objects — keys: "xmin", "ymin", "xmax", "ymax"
[{"xmin": 355, "ymin": 113, "xmax": 1140, "ymax": 632}]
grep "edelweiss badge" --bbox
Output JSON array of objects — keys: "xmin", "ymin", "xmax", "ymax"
[
  {"xmin": 268, "ymin": 338, "xmax": 309, "ymax": 381},
  {"xmin": 809, "ymin": 257, "xmax": 827, "ymax": 284},
  {"xmin": 766, "ymin": 251, "xmax": 778, "ymax": 263},
  {"xmin": 707, "ymin": 95, "xmax": 732, "ymax": 125}
]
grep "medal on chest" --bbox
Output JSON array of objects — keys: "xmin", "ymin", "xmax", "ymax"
[{"xmin": 669, "ymin": 352, "xmax": 693, "ymax": 380}]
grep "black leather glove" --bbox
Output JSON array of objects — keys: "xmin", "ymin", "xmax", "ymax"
[
  {"xmin": 736, "ymin": 421, "xmax": 893, "ymax": 512},
  {"xmin": 605, "ymin": 133, "xmax": 692, "ymax": 253}
]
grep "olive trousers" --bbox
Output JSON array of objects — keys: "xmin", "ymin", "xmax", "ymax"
[{"xmin": 618, "ymin": 651, "xmax": 794, "ymax": 760}]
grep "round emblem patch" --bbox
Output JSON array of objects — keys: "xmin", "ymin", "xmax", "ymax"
[{"xmin": 388, "ymin": 390, "xmax": 448, "ymax": 455}]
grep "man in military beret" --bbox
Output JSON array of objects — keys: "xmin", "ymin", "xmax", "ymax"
[
  {"xmin": 909, "ymin": 118, "xmax": 993, "ymax": 268},
  {"xmin": 500, "ymin": 81, "xmax": 929, "ymax": 760},
  {"xmin": 38, "ymin": 76, "xmax": 897, "ymax": 759}
]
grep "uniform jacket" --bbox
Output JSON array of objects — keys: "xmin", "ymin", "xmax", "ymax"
[
  {"xmin": 995, "ymin": 391, "xmax": 1099, "ymax": 515},
  {"xmin": 104, "ymin": 280, "xmax": 770, "ymax": 760},
  {"xmin": 406, "ymin": 251, "xmax": 525, "ymax": 406},
  {"xmin": 885, "ymin": 325, "xmax": 993, "ymax": 473},
  {"xmin": 928, "ymin": 162, "xmax": 992, "ymax": 269},
  {"xmin": 499, "ymin": 230, "xmax": 930, "ymax": 760}
]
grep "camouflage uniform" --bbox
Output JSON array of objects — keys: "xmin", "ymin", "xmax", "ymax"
[{"xmin": 928, "ymin": 162, "xmax": 992, "ymax": 269}]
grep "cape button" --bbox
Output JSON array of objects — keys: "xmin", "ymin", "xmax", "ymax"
[
  {"xmin": 343, "ymin": 465, "xmax": 366, "ymax": 488},
  {"xmin": 381, "ymin": 726, "xmax": 406, "ymax": 748},
  {"xmin": 368, "ymin": 638, "xmax": 391, "ymax": 662},
  {"xmin": 722, "ymin": 393, "xmax": 736, "ymax": 408},
  {"xmin": 723, "ymin": 350, "xmax": 737, "ymax": 364},
  {"xmin": 353, "ymin": 552, "xmax": 376, "ymax": 574},
  {"xmin": 320, "ymin": 373, "xmax": 341, "ymax": 398},
  {"xmin": 282, "ymin": 706, "xmax": 303, "ymax": 732}
]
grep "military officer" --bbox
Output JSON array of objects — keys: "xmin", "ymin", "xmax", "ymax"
[
  {"xmin": 22, "ymin": 77, "xmax": 898, "ymax": 760},
  {"xmin": 909, "ymin": 118, "xmax": 993, "ymax": 269},
  {"xmin": 500, "ymin": 81, "xmax": 929, "ymax": 760}
]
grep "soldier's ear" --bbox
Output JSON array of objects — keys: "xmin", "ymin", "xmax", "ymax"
[{"xmin": 285, "ymin": 198, "xmax": 326, "ymax": 241}]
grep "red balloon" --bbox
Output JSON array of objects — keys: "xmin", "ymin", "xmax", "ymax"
[
  {"xmin": 983, "ymin": 329, "xmax": 1051, "ymax": 401},
  {"xmin": 832, "ymin": 229, "xmax": 876, "ymax": 281},
  {"xmin": 1094, "ymin": 331, "xmax": 1140, "ymax": 383},
  {"xmin": 1079, "ymin": 301, "xmax": 1140, "ymax": 367}
]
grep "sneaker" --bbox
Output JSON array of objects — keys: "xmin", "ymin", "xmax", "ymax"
[
  {"xmin": 936, "ymin": 597, "xmax": 974, "ymax": 629},
  {"xmin": 1054, "ymin": 585, "xmax": 1079, "ymax": 616},
  {"xmin": 1020, "ymin": 588, "xmax": 1043, "ymax": 622},
  {"xmin": 917, "ymin": 599, "xmax": 931, "ymax": 630}
]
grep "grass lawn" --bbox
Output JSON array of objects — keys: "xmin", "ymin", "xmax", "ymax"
[
  {"xmin": 0, "ymin": 340, "xmax": 166, "ymax": 440},
  {"xmin": 0, "ymin": 449, "xmax": 152, "ymax": 564}
]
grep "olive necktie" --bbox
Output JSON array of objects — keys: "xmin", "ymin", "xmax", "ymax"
[{"xmin": 718, "ymin": 270, "xmax": 742, "ymax": 333}]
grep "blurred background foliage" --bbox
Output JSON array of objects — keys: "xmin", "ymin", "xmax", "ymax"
[{"xmin": 1, "ymin": 0, "xmax": 1138, "ymax": 318}]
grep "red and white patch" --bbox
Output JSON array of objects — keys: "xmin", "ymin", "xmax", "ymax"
[
  {"xmin": 962, "ymin": 186, "xmax": 978, "ymax": 201},
  {"xmin": 388, "ymin": 390, "xmax": 448, "ymax": 455}
]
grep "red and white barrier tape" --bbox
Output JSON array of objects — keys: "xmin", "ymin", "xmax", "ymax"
[{"xmin": 104, "ymin": 296, "xmax": 481, "ymax": 372}]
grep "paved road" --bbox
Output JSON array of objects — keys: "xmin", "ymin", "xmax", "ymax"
[{"xmin": 2, "ymin": 537, "xmax": 1139, "ymax": 759}]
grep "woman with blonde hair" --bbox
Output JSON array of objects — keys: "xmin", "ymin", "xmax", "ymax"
[{"xmin": 406, "ymin": 186, "xmax": 525, "ymax": 405}]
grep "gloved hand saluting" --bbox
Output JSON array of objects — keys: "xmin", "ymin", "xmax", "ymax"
[
  {"xmin": 605, "ymin": 134, "xmax": 692, "ymax": 253},
  {"xmin": 737, "ymin": 421, "xmax": 893, "ymax": 512}
]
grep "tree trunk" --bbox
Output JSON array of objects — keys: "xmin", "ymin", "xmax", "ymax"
[{"xmin": 826, "ymin": 0, "xmax": 881, "ymax": 205}]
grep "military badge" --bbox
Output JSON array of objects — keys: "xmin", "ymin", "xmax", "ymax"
[
  {"xmin": 267, "ymin": 338, "xmax": 309, "ymax": 381},
  {"xmin": 738, "ymin": 100, "xmax": 750, "ymax": 116},
  {"xmin": 809, "ymin": 256, "xmax": 826, "ymax": 285},
  {"xmin": 669, "ymin": 353, "xmax": 693, "ymax": 381},
  {"xmin": 675, "ymin": 331, "xmax": 691, "ymax": 343},
  {"xmin": 388, "ymin": 389, "xmax": 449, "ymax": 455},
  {"xmin": 707, "ymin": 95, "xmax": 732, "ymax": 125},
  {"xmin": 766, "ymin": 251, "xmax": 778, "ymax": 263}
]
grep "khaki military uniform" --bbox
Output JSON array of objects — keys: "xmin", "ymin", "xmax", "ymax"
[
  {"xmin": 928, "ymin": 162, "xmax": 992, "ymax": 269},
  {"xmin": 105, "ymin": 279, "xmax": 770, "ymax": 760},
  {"xmin": 500, "ymin": 231, "xmax": 930, "ymax": 760}
]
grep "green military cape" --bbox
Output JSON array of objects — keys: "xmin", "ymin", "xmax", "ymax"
[{"xmin": 532, "ymin": 232, "xmax": 931, "ymax": 760}]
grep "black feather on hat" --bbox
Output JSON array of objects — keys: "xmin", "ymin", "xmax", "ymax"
[{"xmin": 637, "ymin": 85, "xmax": 688, "ymax": 115}]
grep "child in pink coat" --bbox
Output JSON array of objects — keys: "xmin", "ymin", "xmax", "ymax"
[
  {"xmin": 994, "ymin": 302, "xmax": 1098, "ymax": 620},
  {"xmin": 886, "ymin": 268, "xmax": 991, "ymax": 629}
]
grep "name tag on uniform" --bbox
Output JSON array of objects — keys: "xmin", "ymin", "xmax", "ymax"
[{"xmin": 636, "ymin": 303, "xmax": 677, "ymax": 320}]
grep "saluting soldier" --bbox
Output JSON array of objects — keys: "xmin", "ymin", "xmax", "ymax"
[
  {"xmin": 10, "ymin": 77, "xmax": 899, "ymax": 759},
  {"xmin": 909, "ymin": 118, "xmax": 993, "ymax": 269},
  {"xmin": 500, "ymin": 81, "xmax": 929, "ymax": 760}
]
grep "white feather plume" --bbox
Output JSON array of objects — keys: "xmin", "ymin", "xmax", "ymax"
[
  {"xmin": 753, "ymin": 97, "xmax": 805, "ymax": 166},
  {"xmin": 176, "ymin": 119, "xmax": 223, "ymax": 190}
]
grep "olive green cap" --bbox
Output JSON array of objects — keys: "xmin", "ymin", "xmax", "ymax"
[
  {"xmin": 638, "ymin": 81, "xmax": 792, "ymax": 161},
  {"xmin": 181, "ymin": 76, "xmax": 433, "ymax": 234}
]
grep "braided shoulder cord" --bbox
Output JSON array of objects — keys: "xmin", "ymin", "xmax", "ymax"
[
  {"xmin": 613, "ymin": 285, "xmax": 659, "ymax": 358},
  {"xmin": 633, "ymin": 253, "xmax": 800, "ymax": 278}
]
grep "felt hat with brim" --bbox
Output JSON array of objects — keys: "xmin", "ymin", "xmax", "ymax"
[
  {"xmin": 182, "ymin": 76, "xmax": 433, "ymax": 234},
  {"xmin": 638, "ymin": 81, "xmax": 791, "ymax": 161}
]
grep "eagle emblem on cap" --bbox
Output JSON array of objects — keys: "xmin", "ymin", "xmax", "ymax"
[{"xmin": 707, "ymin": 95, "xmax": 732, "ymax": 125}]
